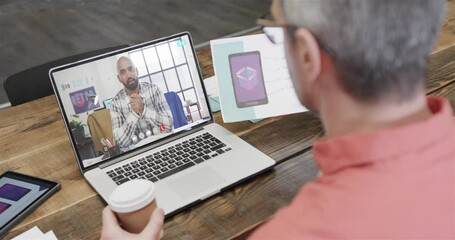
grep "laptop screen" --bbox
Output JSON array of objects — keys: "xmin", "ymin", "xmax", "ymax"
[{"xmin": 50, "ymin": 33, "xmax": 212, "ymax": 169}]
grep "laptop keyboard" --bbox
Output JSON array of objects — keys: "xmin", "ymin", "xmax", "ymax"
[{"xmin": 106, "ymin": 132, "xmax": 232, "ymax": 185}]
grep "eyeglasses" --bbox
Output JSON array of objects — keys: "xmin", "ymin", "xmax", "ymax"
[
  {"xmin": 256, "ymin": 14, "xmax": 337, "ymax": 57},
  {"xmin": 256, "ymin": 18, "xmax": 291, "ymax": 45}
]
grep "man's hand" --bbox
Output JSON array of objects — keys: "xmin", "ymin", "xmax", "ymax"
[
  {"xmin": 130, "ymin": 94, "xmax": 144, "ymax": 115},
  {"xmin": 101, "ymin": 206, "xmax": 164, "ymax": 240}
]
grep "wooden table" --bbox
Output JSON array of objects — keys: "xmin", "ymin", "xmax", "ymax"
[{"xmin": 1, "ymin": 9, "xmax": 455, "ymax": 240}]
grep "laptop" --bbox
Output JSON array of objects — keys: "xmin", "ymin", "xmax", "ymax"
[{"xmin": 49, "ymin": 32, "xmax": 275, "ymax": 216}]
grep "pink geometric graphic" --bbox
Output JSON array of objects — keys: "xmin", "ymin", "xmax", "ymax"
[
  {"xmin": 0, "ymin": 201, "xmax": 11, "ymax": 214},
  {"xmin": 236, "ymin": 66, "xmax": 258, "ymax": 91}
]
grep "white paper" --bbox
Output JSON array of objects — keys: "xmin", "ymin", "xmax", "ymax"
[
  {"xmin": 210, "ymin": 32, "xmax": 307, "ymax": 122},
  {"xmin": 203, "ymin": 76, "xmax": 219, "ymax": 98},
  {"xmin": 43, "ymin": 230, "xmax": 58, "ymax": 240},
  {"xmin": 12, "ymin": 226, "xmax": 59, "ymax": 240},
  {"xmin": 12, "ymin": 226, "xmax": 44, "ymax": 240}
]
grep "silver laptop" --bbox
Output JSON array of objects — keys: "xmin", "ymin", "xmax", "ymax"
[{"xmin": 49, "ymin": 32, "xmax": 275, "ymax": 215}]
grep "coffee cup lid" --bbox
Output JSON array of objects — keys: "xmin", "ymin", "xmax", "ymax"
[{"xmin": 109, "ymin": 179, "xmax": 156, "ymax": 213}]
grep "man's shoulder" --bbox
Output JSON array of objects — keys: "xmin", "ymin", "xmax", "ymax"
[
  {"xmin": 140, "ymin": 82, "xmax": 152, "ymax": 87},
  {"xmin": 140, "ymin": 82, "xmax": 157, "ymax": 90},
  {"xmin": 140, "ymin": 82, "xmax": 162, "ymax": 94}
]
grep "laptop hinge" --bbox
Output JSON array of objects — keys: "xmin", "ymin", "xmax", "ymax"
[{"xmin": 98, "ymin": 127, "xmax": 204, "ymax": 169}]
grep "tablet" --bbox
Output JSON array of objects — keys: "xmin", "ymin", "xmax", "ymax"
[
  {"xmin": 229, "ymin": 51, "xmax": 268, "ymax": 108},
  {"xmin": 0, "ymin": 171, "xmax": 60, "ymax": 237}
]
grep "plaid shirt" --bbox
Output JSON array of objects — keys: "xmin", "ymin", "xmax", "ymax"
[{"xmin": 110, "ymin": 82, "xmax": 173, "ymax": 149}]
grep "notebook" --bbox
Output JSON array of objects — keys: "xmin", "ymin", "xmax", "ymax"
[{"xmin": 49, "ymin": 32, "xmax": 275, "ymax": 215}]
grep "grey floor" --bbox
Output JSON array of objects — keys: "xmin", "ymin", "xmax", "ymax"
[{"xmin": 0, "ymin": 0, "xmax": 271, "ymax": 106}]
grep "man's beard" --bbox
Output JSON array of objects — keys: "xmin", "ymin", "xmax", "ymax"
[{"xmin": 123, "ymin": 77, "xmax": 138, "ymax": 91}]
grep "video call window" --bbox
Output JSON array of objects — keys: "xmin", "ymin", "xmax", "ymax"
[
  {"xmin": 51, "ymin": 34, "xmax": 211, "ymax": 167},
  {"xmin": 129, "ymin": 39, "xmax": 201, "ymax": 121}
]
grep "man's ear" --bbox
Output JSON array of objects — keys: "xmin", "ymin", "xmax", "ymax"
[
  {"xmin": 117, "ymin": 74, "xmax": 121, "ymax": 82},
  {"xmin": 293, "ymin": 28, "xmax": 322, "ymax": 85}
]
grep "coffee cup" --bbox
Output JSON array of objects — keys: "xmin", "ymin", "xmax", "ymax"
[{"xmin": 108, "ymin": 179, "xmax": 157, "ymax": 233}]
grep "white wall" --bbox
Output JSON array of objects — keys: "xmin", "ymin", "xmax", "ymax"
[
  {"xmin": 52, "ymin": 55, "xmax": 125, "ymax": 135},
  {"xmin": 94, "ymin": 56, "xmax": 124, "ymax": 101}
]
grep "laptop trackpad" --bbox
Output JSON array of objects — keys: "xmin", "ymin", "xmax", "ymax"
[{"xmin": 167, "ymin": 166, "xmax": 225, "ymax": 200}]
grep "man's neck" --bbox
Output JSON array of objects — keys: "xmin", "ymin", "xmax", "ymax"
[{"xmin": 319, "ymin": 89, "xmax": 432, "ymax": 137}]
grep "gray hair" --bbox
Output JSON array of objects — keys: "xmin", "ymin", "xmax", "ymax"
[{"xmin": 282, "ymin": 0, "xmax": 446, "ymax": 102}]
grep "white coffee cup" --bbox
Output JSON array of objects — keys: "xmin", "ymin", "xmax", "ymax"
[{"xmin": 109, "ymin": 179, "xmax": 157, "ymax": 233}]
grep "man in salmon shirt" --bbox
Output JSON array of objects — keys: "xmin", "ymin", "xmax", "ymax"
[{"xmin": 101, "ymin": 0, "xmax": 454, "ymax": 239}]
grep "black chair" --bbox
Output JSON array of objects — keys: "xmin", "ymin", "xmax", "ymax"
[{"xmin": 4, "ymin": 45, "xmax": 129, "ymax": 106}]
